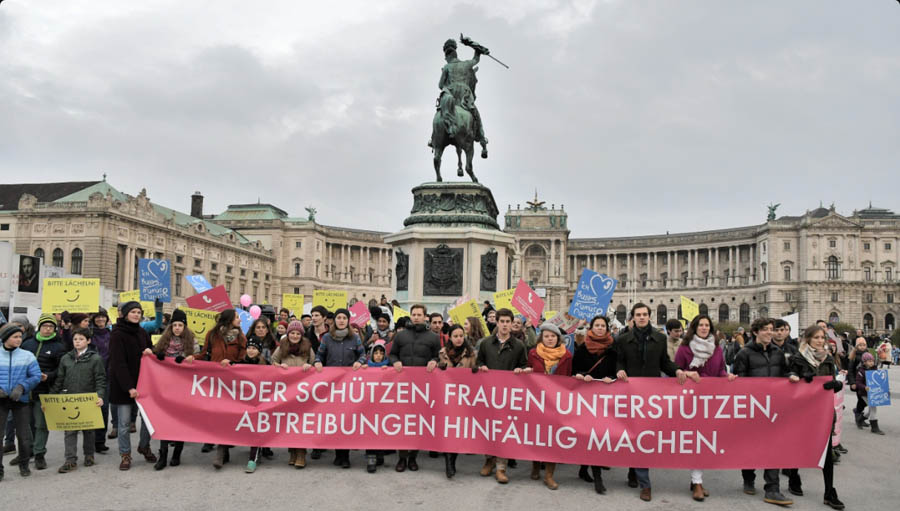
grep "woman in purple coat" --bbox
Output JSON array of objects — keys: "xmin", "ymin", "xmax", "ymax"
[{"xmin": 675, "ymin": 314, "xmax": 737, "ymax": 502}]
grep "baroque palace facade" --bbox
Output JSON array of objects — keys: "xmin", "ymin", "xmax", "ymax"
[{"xmin": 0, "ymin": 180, "xmax": 897, "ymax": 333}]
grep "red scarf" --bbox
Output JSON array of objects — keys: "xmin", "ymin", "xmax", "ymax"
[{"xmin": 585, "ymin": 330, "xmax": 614, "ymax": 356}]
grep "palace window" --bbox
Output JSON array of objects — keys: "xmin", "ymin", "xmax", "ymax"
[
  {"xmin": 295, "ymin": 241, "xmax": 302, "ymax": 248},
  {"xmin": 829, "ymin": 239, "xmax": 837, "ymax": 248},
  {"xmin": 864, "ymin": 267, "xmax": 872, "ymax": 281},
  {"xmin": 70, "ymin": 248, "xmax": 83, "ymax": 275},
  {"xmin": 52, "ymin": 248, "xmax": 64, "ymax": 267},
  {"xmin": 831, "ymin": 292, "xmax": 839, "ymax": 302},
  {"xmin": 783, "ymin": 266, "xmax": 791, "ymax": 282},
  {"xmin": 863, "ymin": 242, "xmax": 871, "ymax": 251},
  {"xmin": 865, "ymin": 293, "xmax": 873, "ymax": 303},
  {"xmin": 783, "ymin": 241, "xmax": 790, "ymax": 251},
  {"xmin": 886, "ymin": 243, "xmax": 893, "ymax": 251},
  {"xmin": 826, "ymin": 256, "xmax": 840, "ymax": 280},
  {"xmin": 175, "ymin": 273, "xmax": 182, "ymax": 297},
  {"xmin": 34, "ymin": 248, "xmax": 44, "ymax": 260}
]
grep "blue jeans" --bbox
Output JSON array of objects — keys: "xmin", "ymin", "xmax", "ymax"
[
  {"xmin": 116, "ymin": 404, "xmax": 150, "ymax": 455},
  {"xmin": 634, "ymin": 468, "xmax": 651, "ymax": 488}
]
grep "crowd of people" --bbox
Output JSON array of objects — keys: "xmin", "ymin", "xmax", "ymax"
[{"xmin": 1, "ymin": 294, "xmax": 895, "ymax": 509}]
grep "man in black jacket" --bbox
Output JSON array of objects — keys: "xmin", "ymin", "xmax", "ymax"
[
  {"xmin": 614, "ymin": 303, "xmax": 696, "ymax": 502},
  {"xmin": 732, "ymin": 317, "xmax": 793, "ymax": 506},
  {"xmin": 388, "ymin": 304, "xmax": 440, "ymax": 472}
]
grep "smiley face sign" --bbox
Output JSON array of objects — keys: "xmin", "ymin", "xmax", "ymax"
[
  {"xmin": 312, "ymin": 290, "xmax": 348, "ymax": 312},
  {"xmin": 183, "ymin": 307, "xmax": 218, "ymax": 345},
  {"xmin": 42, "ymin": 278, "xmax": 100, "ymax": 313},
  {"xmin": 39, "ymin": 393, "xmax": 104, "ymax": 431}
]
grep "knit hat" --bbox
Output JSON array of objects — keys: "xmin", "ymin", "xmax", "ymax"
[
  {"xmin": 0, "ymin": 324, "xmax": 23, "ymax": 343},
  {"xmin": 287, "ymin": 320, "xmax": 304, "ymax": 336},
  {"xmin": 277, "ymin": 320, "xmax": 289, "ymax": 330},
  {"xmin": 538, "ymin": 322, "xmax": 563, "ymax": 341},
  {"xmin": 37, "ymin": 312, "xmax": 58, "ymax": 329},
  {"xmin": 119, "ymin": 301, "xmax": 142, "ymax": 317},
  {"xmin": 862, "ymin": 352, "xmax": 875, "ymax": 362},
  {"xmin": 334, "ymin": 308, "xmax": 351, "ymax": 321},
  {"xmin": 60, "ymin": 311, "xmax": 71, "ymax": 324},
  {"xmin": 171, "ymin": 308, "xmax": 187, "ymax": 326},
  {"xmin": 92, "ymin": 307, "xmax": 110, "ymax": 325},
  {"xmin": 247, "ymin": 338, "xmax": 263, "ymax": 351},
  {"xmin": 69, "ymin": 313, "xmax": 89, "ymax": 326}
]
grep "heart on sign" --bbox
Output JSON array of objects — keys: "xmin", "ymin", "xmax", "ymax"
[
  {"xmin": 144, "ymin": 260, "xmax": 168, "ymax": 282},
  {"xmin": 872, "ymin": 370, "xmax": 887, "ymax": 386},
  {"xmin": 589, "ymin": 273, "xmax": 616, "ymax": 296}
]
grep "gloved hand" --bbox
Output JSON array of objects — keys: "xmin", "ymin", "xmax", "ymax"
[
  {"xmin": 175, "ymin": 356, "xmax": 185, "ymax": 364},
  {"xmin": 0, "ymin": 388, "xmax": 8, "ymax": 399},
  {"xmin": 824, "ymin": 380, "xmax": 843, "ymax": 392},
  {"xmin": 156, "ymin": 351, "xmax": 166, "ymax": 361},
  {"xmin": 9, "ymin": 385, "xmax": 25, "ymax": 402},
  {"xmin": 804, "ymin": 374, "xmax": 814, "ymax": 383},
  {"xmin": 154, "ymin": 297, "xmax": 163, "ymax": 309}
]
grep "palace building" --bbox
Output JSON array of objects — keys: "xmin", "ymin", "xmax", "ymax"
[{"xmin": 0, "ymin": 181, "xmax": 896, "ymax": 333}]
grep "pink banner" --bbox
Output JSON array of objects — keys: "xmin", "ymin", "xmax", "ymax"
[
  {"xmin": 349, "ymin": 301, "xmax": 370, "ymax": 328},
  {"xmin": 186, "ymin": 284, "xmax": 231, "ymax": 312},
  {"xmin": 137, "ymin": 357, "xmax": 834, "ymax": 469},
  {"xmin": 511, "ymin": 279, "xmax": 544, "ymax": 326}
]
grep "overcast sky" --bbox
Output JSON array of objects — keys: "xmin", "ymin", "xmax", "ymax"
[{"xmin": 2, "ymin": 1, "xmax": 898, "ymax": 238}]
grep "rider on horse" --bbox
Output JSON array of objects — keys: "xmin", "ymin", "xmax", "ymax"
[{"xmin": 431, "ymin": 37, "xmax": 489, "ymax": 158}]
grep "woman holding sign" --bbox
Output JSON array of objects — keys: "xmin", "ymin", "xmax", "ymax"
[
  {"xmin": 572, "ymin": 315, "xmax": 618, "ymax": 495},
  {"xmin": 674, "ymin": 314, "xmax": 736, "ymax": 502},
  {"xmin": 527, "ymin": 322, "xmax": 572, "ymax": 490},
  {"xmin": 787, "ymin": 325, "xmax": 845, "ymax": 510}
]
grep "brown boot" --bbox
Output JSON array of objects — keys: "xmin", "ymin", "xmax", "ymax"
[
  {"xmin": 213, "ymin": 446, "xmax": 227, "ymax": 469},
  {"xmin": 544, "ymin": 462, "xmax": 559, "ymax": 490},
  {"xmin": 137, "ymin": 446, "xmax": 158, "ymax": 463},
  {"xmin": 640, "ymin": 488, "xmax": 652, "ymax": 501},
  {"xmin": 119, "ymin": 453, "xmax": 132, "ymax": 471},
  {"xmin": 288, "ymin": 449, "xmax": 297, "ymax": 466},
  {"xmin": 495, "ymin": 468, "xmax": 509, "ymax": 484},
  {"xmin": 530, "ymin": 461, "xmax": 541, "ymax": 480},
  {"xmin": 480, "ymin": 456, "xmax": 495, "ymax": 477},
  {"xmin": 295, "ymin": 449, "xmax": 307, "ymax": 469},
  {"xmin": 692, "ymin": 482, "xmax": 706, "ymax": 501}
]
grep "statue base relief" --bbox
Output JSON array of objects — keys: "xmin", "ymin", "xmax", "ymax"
[{"xmin": 385, "ymin": 181, "xmax": 516, "ymax": 311}]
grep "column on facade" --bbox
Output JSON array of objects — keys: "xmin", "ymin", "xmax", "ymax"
[
  {"xmin": 750, "ymin": 244, "xmax": 755, "ymax": 283},
  {"xmin": 652, "ymin": 252, "xmax": 657, "ymax": 288},
  {"xmin": 550, "ymin": 241, "xmax": 556, "ymax": 278},
  {"xmin": 728, "ymin": 246, "xmax": 734, "ymax": 286}
]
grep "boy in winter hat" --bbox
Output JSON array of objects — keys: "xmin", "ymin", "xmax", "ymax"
[
  {"xmin": 1, "ymin": 324, "xmax": 42, "ymax": 479},
  {"xmin": 367, "ymin": 340, "xmax": 389, "ymax": 367}
]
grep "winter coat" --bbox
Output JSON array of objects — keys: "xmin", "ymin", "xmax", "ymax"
[
  {"xmin": 855, "ymin": 364, "xmax": 873, "ymax": 397},
  {"xmin": 20, "ymin": 333, "xmax": 66, "ymax": 395},
  {"xmin": 572, "ymin": 343, "xmax": 618, "ymax": 379},
  {"xmin": 475, "ymin": 335, "xmax": 528, "ymax": 371},
  {"xmin": 50, "ymin": 349, "xmax": 106, "ymax": 396},
  {"xmin": 389, "ymin": 325, "xmax": 441, "ymax": 367},
  {"xmin": 438, "ymin": 345, "xmax": 477, "ymax": 369},
  {"xmin": 675, "ymin": 344, "xmax": 727, "ymax": 377},
  {"xmin": 0, "ymin": 346, "xmax": 42, "ymax": 403},
  {"xmin": 878, "ymin": 342, "xmax": 892, "ymax": 362},
  {"xmin": 787, "ymin": 352, "xmax": 837, "ymax": 381},
  {"xmin": 271, "ymin": 344, "xmax": 315, "ymax": 367},
  {"xmin": 732, "ymin": 341, "xmax": 786, "ymax": 378},
  {"xmin": 108, "ymin": 318, "xmax": 153, "ymax": 405},
  {"xmin": 315, "ymin": 332, "xmax": 366, "ymax": 367},
  {"xmin": 90, "ymin": 326, "xmax": 112, "ymax": 368},
  {"xmin": 201, "ymin": 327, "xmax": 247, "ymax": 363},
  {"xmin": 527, "ymin": 347, "xmax": 573, "ymax": 376},
  {"xmin": 615, "ymin": 326, "xmax": 678, "ymax": 377},
  {"xmin": 774, "ymin": 339, "xmax": 800, "ymax": 367}
]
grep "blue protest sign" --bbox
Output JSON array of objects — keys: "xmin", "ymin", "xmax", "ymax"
[
  {"xmin": 185, "ymin": 274, "xmax": 213, "ymax": 294},
  {"xmin": 568, "ymin": 269, "xmax": 618, "ymax": 320},
  {"xmin": 237, "ymin": 308, "xmax": 254, "ymax": 334},
  {"xmin": 866, "ymin": 370, "xmax": 891, "ymax": 407},
  {"xmin": 138, "ymin": 259, "xmax": 171, "ymax": 303}
]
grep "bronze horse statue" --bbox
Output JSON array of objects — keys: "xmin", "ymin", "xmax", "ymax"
[{"xmin": 430, "ymin": 91, "xmax": 478, "ymax": 183}]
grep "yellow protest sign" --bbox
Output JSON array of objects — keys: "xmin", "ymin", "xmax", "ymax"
[
  {"xmin": 151, "ymin": 335, "xmax": 161, "ymax": 346},
  {"xmin": 41, "ymin": 278, "xmax": 100, "ymax": 313},
  {"xmin": 393, "ymin": 305, "xmax": 410, "ymax": 320},
  {"xmin": 449, "ymin": 299, "xmax": 489, "ymax": 334},
  {"xmin": 544, "ymin": 310, "xmax": 558, "ymax": 320},
  {"xmin": 312, "ymin": 290, "xmax": 347, "ymax": 312},
  {"xmin": 282, "ymin": 293, "xmax": 305, "ymax": 314},
  {"xmin": 680, "ymin": 296, "xmax": 699, "ymax": 323},
  {"xmin": 40, "ymin": 393, "xmax": 104, "ymax": 431},
  {"xmin": 184, "ymin": 307, "xmax": 217, "ymax": 343},
  {"xmin": 493, "ymin": 289, "xmax": 520, "ymax": 315},
  {"xmin": 119, "ymin": 290, "xmax": 155, "ymax": 318}
]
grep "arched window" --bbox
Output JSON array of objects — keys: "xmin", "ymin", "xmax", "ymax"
[
  {"xmin": 829, "ymin": 311, "xmax": 840, "ymax": 324},
  {"xmin": 52, "ymin": 248, "xmax": 64, "ymax": 267},
  {"xmin": 656, "ymin": 305, "xmax": 668, "ymax": 325},
  {"xmin": 34, "ymin": 248, "xmax": 44, "ymax": 261},
  {"xmin": 70, "ymin": 248, "xmax": 83, "ymax": 275},
  {"xmin": 525, "ymin": 244, "xmax": 546, "ymax": 257},
  {"xmin": 615, "ymin": 304, "xmax": 627, "ymax": 323},
  {"xmin": 699, "ymin": 303, "xmax": 709, "ymax": 316},
  {"xmin": 826, "ymin": 256, "xmax": 840, "ymax": 280},
  {"xmin": 719, "ymin": 303, "xmax": 730, "ymax": 323},
  {"xmin": 739, "ymin": 303, "xmax": 750, "ymax": 324},
  {"xmin": 863, "ymin": 313, "xmax": 874, "ymax": 332},
  {"xmin": 885, "ymin": 314, "xmax": 895, "ymax": 332}
]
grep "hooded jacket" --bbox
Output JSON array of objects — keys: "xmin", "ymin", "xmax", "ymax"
[
  {"xmin": 50, "ymin": 348, "xmax": 106, "ymax": 395},
  {"xmin": 21, "ymin": 332, "xmax": 66, "ymax": 395},
  {"xmin": 0, "ymin": 345, "xmax": 42, "ymax": 403}
]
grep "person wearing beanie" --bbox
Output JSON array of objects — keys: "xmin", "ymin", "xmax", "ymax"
[
  {"xmin": 238, "ymin": 337, "xmax": 268, "ymax": 473},
  {"xmin": 856, "ymin": 352, "xmax": 883, "ymax": 435},
  {"xmin": 314, "ymin": 309, "xmax": 366, "ymax": 469},
  {"xmin": 108, "ymin": 300, "xmax": 157, "ymax": 470},
  {"xmin": 275, "ymin": 320, "xmax": 288, "ymax": 340},
  {"xmin": 149, "ymin": 308, "xmax": 197, "ymax": 471},
  {"xmin": 271, "ymin": 320, "xmax": 314, "ymax": 469},
  {"xmin": 14, "ymin": 312, "xmax": 66, "ymax": 470},
  {"xmin": 61, "ymin": 313, "xmax": 90, "ymax": 352},
  {"xmin": 247, "ymin": 319, "xmax": 278, "ymax": 363},
  {"xmin": 527, "ymin": 321, "xmax": 569, "ymax": 490},
  {"xmin": 89, "ymin": 308, "xmax": 113, "ymax": 452},
  {"xmin": 1, "ymin": 324, "xmax": 42, "ymax": 479}
]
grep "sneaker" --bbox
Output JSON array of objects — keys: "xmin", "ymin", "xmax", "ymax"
[
  {"xmin": 245, "ymin": 461, "xmax": 257, "ymax": 473},
  {"xmin": 84, "ymin": 456, "xmax": 95, "ymax": 467},
  {"xmin": 764, "ymin": 491, "xmax": 793, "ymax": 506},
  {"xmin": 743, "ymin": 482, "xmax": 757, "ymax": 495},
  {"xmin": 34, "ymin": 455, "xmax": 47, "ymax": 470},
  {"xmin": 58, "ymin": 462, "xmax": 77, "ymax": 473}
]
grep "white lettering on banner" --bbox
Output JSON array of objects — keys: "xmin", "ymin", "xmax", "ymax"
[
  {"xmin": 236, "ymin": 412, "xmax": 436, "ymax": 437},
  {"xmin": 295, "ymin": 379, "xmax": 430, "ymax": 405},
  {"xmin": 587, "ymin": 428, "xmax": 718, "ymax": 455},
  {"xmin": 553, "ymin": 390, "xmax": 771, "ymax": 420},
  {"xmin": 443, "ymin": 384, "xmax": 545, "ymax": 412}
]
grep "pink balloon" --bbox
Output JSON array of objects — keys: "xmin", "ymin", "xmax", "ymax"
[
  {"xmin": 249, "ymin": 305, "xmax": 261, "ymax": 319},
  {"xmin": 240, "ymin": 294, "xmax": 252, "ymax": 307}
]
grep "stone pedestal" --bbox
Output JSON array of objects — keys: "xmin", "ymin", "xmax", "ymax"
[{"xmin": 385, "ymin": 182, "xmax": 515, "ymax": 311}]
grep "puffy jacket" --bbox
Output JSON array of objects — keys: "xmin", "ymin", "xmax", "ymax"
[
  {"xmin": 316, "ymin": 332, "xmax": 366, "ymax": 367},
  {"xmin": 50, "ymin": 349, "xmax": 106, "ymax": 395},
  {"xmin": 389, "ymin": 324, "xmax": 440, "ymax": 367},
  {"xmin": 732, "ymin": 341, "xmax": 786, "ymax": 377},
  {"xmin": 1, "ymin": 346, "xmax": 42, "ymax": 403},
  {"xmin": 20, "ymin": 333, "xmax": 66, "ymax": 395},
  {"xmin": 787, "ymin": 352, "xmax": 842, "ymax": 395}
]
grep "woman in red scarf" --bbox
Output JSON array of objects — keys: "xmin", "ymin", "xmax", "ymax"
[
  {"xmin": 527, "ymin": 322, "xmax": 572, "ymax": 490},
  {"xmin": 572, "ymin": 315, "xmax": 618, "ymax": 495}
]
